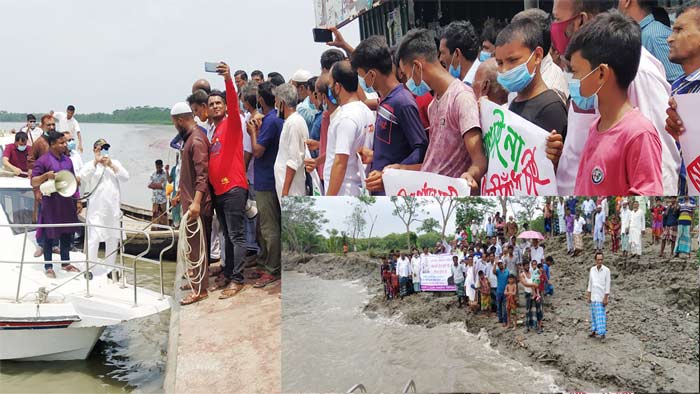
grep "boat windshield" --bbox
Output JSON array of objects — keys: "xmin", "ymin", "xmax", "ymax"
[{"xmin": 0, "ymin": 188, "xmax": 35, "ymax": 235}]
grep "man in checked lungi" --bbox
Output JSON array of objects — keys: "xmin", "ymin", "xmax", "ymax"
[{"xmin": 587, "ymin": 252, "xmax": 611, "ymax": 341}]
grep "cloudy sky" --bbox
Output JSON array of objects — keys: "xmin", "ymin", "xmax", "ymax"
[
  {"xmin": 0, "ymin": 0, "xmax": 360, "ymax": 114},
  {"xmin": 313, "ymin": 197, "xmax": 545, "ymax": 238}
]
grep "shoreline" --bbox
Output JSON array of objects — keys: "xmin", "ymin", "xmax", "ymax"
[{"xmin": 283, "ymin": 234, "xmax": 699, "ymax": 392}]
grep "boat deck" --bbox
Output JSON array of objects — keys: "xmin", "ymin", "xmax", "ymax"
[{"xmin": 164, "ymin": 262, "xmax": 280, "ymax": 393}]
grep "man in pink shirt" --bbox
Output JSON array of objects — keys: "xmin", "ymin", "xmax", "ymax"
[
  {"xmin": 567, "ymin": 10, "xmax": 662, "ymax": 195},
  {"xmin": 393, "ymin": 28, "xmax": 487, "ymax": 193}
]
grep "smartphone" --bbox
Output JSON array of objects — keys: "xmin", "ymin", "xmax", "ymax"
[
  {"xmin": 204, "ymin": 62, "xmax": 219, "ymax": 73},
  {"xmin": 312, "ymin": 28, "xmax": 333, "ymax": 43}
]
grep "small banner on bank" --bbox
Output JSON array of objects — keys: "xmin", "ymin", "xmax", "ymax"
[
  {"xmin": 382, "ymin": 168, "xmax": 470, "ymax": 196},
  {"xmin": 479, "ymin": 99, "xmax": 558, "ymax": 196},
  {"xmin": 674, "ymin": 92, "xmax": 700, "ymax": 196},
  {"xmin": 420, "ymin": 254, "xmax": 457, "ymax": 292}
]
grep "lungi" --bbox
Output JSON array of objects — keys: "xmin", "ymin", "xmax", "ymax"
[
  {"xmin": 663, "ymin": 226, "xmax": 677, "ymax": 241},
  {"xmin": 399, "ymin": 276, "xmax": 409, "ymax": 297},
  {"xmin": 455, "ymin": 281, "xmax": 466, "ymax": 297},
  {"xmin": 574, "ymin": 233, "xmax": 584, "ymax": 250},
  {"xmin": 675, "ymin": 225, "xmax": 692, "ymax": 254},
  {"xmin": 413, "ymin": 281, "xmax": 421, "ymax": 292},
  {"xmin": 480, "ymin": 293, "xmax": 491, "ymax": 311},
  {"xmin": 590, "ymin": 301, "xmax": 607, "ymax": 335},
  {"xmin": 621, "ymin": 233, "xmax": 629, "ymax": 251}
]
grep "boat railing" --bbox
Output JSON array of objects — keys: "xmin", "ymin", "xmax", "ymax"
[
  {"xmin": 0, "ymin": 221, "xmax": 175, "ymax": 307},
  {"xmin": 402, "ymin": 379, "xmax": 417, "ymax": 393},
  {"xmin": 346, "ymin": 383, "xmax": 367, "ymax": 393}
]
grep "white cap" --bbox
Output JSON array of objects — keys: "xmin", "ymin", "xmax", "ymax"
[
  {"xmin": 170, "ymin": 102, "xmax": 192, "ymax": 116},
  {"xmin": 290, "ymin": 69, "xmax": 311, "ymax": 83}
]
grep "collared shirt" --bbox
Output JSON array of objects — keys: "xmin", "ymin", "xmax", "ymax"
[
  {"xmin": 485, "ymin": 223, "xmax": 495, "ymax": 237},
  {"xmin": 274, "ymin": 112, "xmax": 309, "ymax": 198},
  {"xmin": 19, "ymin": 126, "xmax": 42, "ymax": 145},
  {"xmin": 671, "ymin": 67, "xmax": 700, "ymax": 195},
  {"xmin": 530, "ymin": 246, "xmax": 544, "ymax": 264},
  {"xmin": 451, "ymin": 263, "xmax": 466, "ymax": 283},
  {"xmin": 540, "ymin": 53, "xmax": 569, "ymax": 102},
  {"xmin": 254, "ymin": 109, "xmax": 284, "ymax": 192},
  {"xmin": 296, "ymin": 96, "xmax": 319, "ymax": 132},
  {"xmin": 639, "ymin": 14, "xmax": 684, "ymax": 82},
  {"xmin": 150, "ymin": 171, "xmax": 168, "ymax": 204},
  {"xmin": 2, "ymin": 143, "xmax": 28, "ymax": 173},
  {"xmin": 309, "ymin": 111, "xmax": 323, "ymax": 158},
  {"xmin": 587, "ymin": 264, "xmax": 611, "ymax": 303},
  {"xmin": 396, "ymin": 257, "xmax": 411, "ymax": 277}
]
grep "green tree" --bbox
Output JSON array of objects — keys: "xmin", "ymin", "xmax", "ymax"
[
  {"xmin": 417, "ymin": 217, "xmax": 440, "ymax": 234},
  {"xmin": 345, "ymin": 201, "xmax": 367, "ymax": 251},
  {"xmin": 455, "ymin": 197, "xmax": 497, "ymax": 230},
  {"xmin": 434, "ymin": 196, "xmax": 458, "ymax": 239},
  {"xmin": 513, "ymin": 196, "xmax": 540, "ymax": 225},
  {"xmin": 281, "ymin": 197, "xmax": 328, "ymax": 253},
  {"xmin": 390, "ymin": 196, "xmax": 426, "ymax": 249},
  {"xmin": 357, "ymin": 196, "xmax": 377, "ymax": 249}
]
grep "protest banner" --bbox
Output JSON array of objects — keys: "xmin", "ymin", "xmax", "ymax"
[
  {"xmin": 419, "ymin": 254, "xmax": 457, "ymax": 291},
  {"xmin": 479, "ymin": 99, "xmax": 558, "ymax": 196},
  {"xmin": 674, "ymin": 93, "xmax": 700, "ymax": 196},
  {"xmin": 382, "ymin": 168, "xmax": 470, "ymax": 196}
]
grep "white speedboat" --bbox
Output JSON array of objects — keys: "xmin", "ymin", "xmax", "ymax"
[{"xmin": 0, "ymin": 135, "xmax": 172, "ymax": 361}]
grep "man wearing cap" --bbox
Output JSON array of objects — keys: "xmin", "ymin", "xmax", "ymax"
[
  {"xmin": 170, "ymin": 101, "xmax": 213, "ymax": 305},
  {"xmin": 19, "ymin": 114, "xmax": 41, "ymax": 145},
  {"xmin": 79, "ymin": 139, "xmax": 129, "ymax": 276},
  {"xmin": 291, "ymin": 69, "xmax": 318, "ymax": 132}
]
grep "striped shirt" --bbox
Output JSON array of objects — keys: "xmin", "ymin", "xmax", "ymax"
[
  {"xmin": 640, "ymin": 14, "xmax": 684, "ymax": 83},
  {"xmin": 671, "ymin": 68, "xmax": 700, "ymax": 195}
]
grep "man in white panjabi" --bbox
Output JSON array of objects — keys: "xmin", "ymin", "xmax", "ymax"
[
  {"xmin": 273, "ymin": 83, "xmax": 309, "ymax": 200},
  {"xmin": 411, "ymin": 250, "xmax": 422, "ymax": 293},
  {"xmin": 78, "ymin": 139, "xmax": 129, "ymax": 276},
  {"xmin": 620, "ymin": 200, "xmax": 631, "ymax": 257},
  {"xmin": 628, "ymin": 201, "xmax": 646, "ymax": 257}
]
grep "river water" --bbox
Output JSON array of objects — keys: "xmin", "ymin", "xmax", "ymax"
[
  {"xmin": 283, "ymin": 272, "xmax": 560, "ymax": 393},
  {"xmin": 1, "ymin": 121, "xmax": 179, "ymax": 393},
  {"xmin": 0, "ymin": 121, "xmax": 178, "ymax": 209}
]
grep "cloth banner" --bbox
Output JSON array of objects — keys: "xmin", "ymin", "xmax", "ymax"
[
  {"xmin": 420, "ymin": 254, "xmax": 457, "ymax": 291},
  {"xmin": 479, "ymin": 98, "xmax": 558, "ymax": 195},
  {"xmin": 382, "ymin": 168, "xmax": 470, "ymax": 196},
  {"xmin": 674, "ymin": 93, "xmax": 700, "ymax": 196}
]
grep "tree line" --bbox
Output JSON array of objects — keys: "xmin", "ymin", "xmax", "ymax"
[{"xmin": 0, "ymin": 106, "xmax": 171, "ymax": 125}]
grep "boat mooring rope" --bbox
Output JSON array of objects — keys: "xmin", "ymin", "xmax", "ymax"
[{"xmin": 178, "ymin": 211, "xmax": 207, "ymax": 296}]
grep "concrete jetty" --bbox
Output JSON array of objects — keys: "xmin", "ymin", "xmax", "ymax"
[{"xmin": 164, "ymin": 262, "xmax": 281, "ymax": 393}]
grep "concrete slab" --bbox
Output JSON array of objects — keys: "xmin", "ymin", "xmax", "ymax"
[{"xmin": 164, "ymin": 263, "xmax": 280, "ymax": 394}]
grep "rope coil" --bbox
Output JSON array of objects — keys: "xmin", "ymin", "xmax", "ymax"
[{"xmin": 178, "ymin": 211, "xmax": 207, "ymax": 296}]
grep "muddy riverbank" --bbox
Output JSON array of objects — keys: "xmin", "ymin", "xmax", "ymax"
[{"xmin": 283, "ymin": 234, "xmax": 699, "ymax": 392}]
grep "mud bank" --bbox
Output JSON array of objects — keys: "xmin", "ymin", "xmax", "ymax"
[{"xmin": 283, "ymin": 235, "xmax": 699, "ymax": 393}]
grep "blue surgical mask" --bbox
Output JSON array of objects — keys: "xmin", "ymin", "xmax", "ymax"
[
  {"xmin": 448, "ymin": 52, "xmax": 461, "ymax": 79},
  {"xmin": 358, "ymin": 75, "xmax": 375, "ymax": 94},
  {"xmin": 496, "ymin": 51, "xmax": 536, "ymax": 93},
  {"xmin": 100, "ymin": 148, "xmax": 109, "ymax": 156},
  {"xmin": 67, "ymin": 140, "xmax": 77, "ymax": 151},
  {"xmin": 405, "ymin": 65, "xmax": 431, "ymax": 96},
  {"xmin": 327, "ymin": 86, "xmax": 338, "ymax": 105},
  {"xmin": 17, "ymin": 145, "xmax": 27, "ymax": 152},
  {"xmin": 569, "ymin": 67, "xmax": 604, "ymax": 111},
  {"xmin": 479, "ymin": 50, "xmax": 492, "ymax": 62}
]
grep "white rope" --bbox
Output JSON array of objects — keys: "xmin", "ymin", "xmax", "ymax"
[{"xmin": 178, "ymin": 211, "xmax": 207, "ymax": 297}]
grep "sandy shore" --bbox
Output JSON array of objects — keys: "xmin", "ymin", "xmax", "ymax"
[{"xmin": 283, "ymin": 235, "xmax": 699, "ymax": 392}]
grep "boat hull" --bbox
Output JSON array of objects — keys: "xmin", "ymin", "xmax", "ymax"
[{"xmin": 0, "ymin": 325, "xmax": 105, "ymax": 361}]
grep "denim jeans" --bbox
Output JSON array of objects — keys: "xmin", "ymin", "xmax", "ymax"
[
  {"xmin": 215, "ymin": 187, "xmax": 248, "ymax": 284},
  {"xmin": 496, "ymin": 293, "xmax": 507, "ymax": 323},
  {"xmin": 44, "ymin": 233, "xmax": 72, "ymax": 270}
]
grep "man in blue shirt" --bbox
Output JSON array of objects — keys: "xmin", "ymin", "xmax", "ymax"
[
  {"xmin": 618, "ymin": 0, "xmax": 684, "ymax": 82},
  {"xmin": 307, "ymin": 76, "xmax": 323, "ymax": 158},
  {"xmin": 247, "ymin": 82, "xmax": 284, "ymax": 282},
  {"xmin": 493, "ymin": 259, "xmax": 510, "ymax": 325},
  {"xmin": 664, "ymin": 3, "xmax": 700, "ymax": 195},
  {"xmin": 351, "ymin": 35, "xmax": 428, "ymax": 196}
]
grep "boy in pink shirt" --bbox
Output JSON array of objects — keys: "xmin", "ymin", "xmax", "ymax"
[{"xmin": 566, "ymin": 10, "xmax": 663, "ymax": 195}]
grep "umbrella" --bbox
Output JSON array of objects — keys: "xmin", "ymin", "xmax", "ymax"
[{"xmin": 517, "ymin": 230, "xmax": 544, "ymax": 240}]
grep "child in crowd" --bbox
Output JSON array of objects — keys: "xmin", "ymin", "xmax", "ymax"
[
  {"xmin": 390, "ymin": 271, "xmax": 399, "ymax": 300},
  {"xmin": 651, "ymin": 198, "xmax": 664, "ymax": 245},
  {"xmin": 567, "ymin": 10, "xmax": 662, "ymax": 195},
  {"xmin": 478, "ymin": 271, "xmax": 492, "ymax": 317},
  {"xmin": 530, "ymin": 260, "xmax": 542, "ymax": 302},
  {"xmin": 608, "ymin": 214, "xmax": 621, "ymax": 253},
  {"xmin": 505, "ymin": 274, "xmax": 518, "ymax": 329}
]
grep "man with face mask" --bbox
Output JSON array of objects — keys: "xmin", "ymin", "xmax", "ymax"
[
  {"xmin": 438, "ymin": 20, "xmax": 480, "ymax": 85},
  {"xmin": 78, "ymin": 139, "xmax": 129, "ymax": 277},
  {"xmin": 2, "ymin": 131, "xmax": 29, "ymax": 176},
  {"xmin": 62, "ymin": 131, "xmax": 83, "ymax": 173},
  {"xmin": 272, "ymin": 83, "xmax": 309, "ymax": 199},
  {"xmin": 307, "ymin": 76, "xmax": 323, "ymax": 158},
  {"xmin": 351, "ymin": 35, "xmax": 428, "ymax": 196},
  {"xmin": 494, "ymin": 18, "xmax": 568, "ymax": 170},
  {"xmin": 395, "ymin": 28, "xmax": 487, "ymax": 193},
  {"xmin": 553, "ymin": 0, "xmax": 679, "ymax": 195},
  {"xmin": 170, "ymin": 102, "xmax": 212, "ymax": 305},
  {"xmin": 473, "ymin": 58, "xmax": 509, "ymax": 105},
  {"xmin": 291, "ymin": 69, "xmax": 318, "ymax": 132}
]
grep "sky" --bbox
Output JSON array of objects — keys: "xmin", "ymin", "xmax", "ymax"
[
  {"xmin": 313, "ymin": 197, "xmax": 545, "ymax": 238},
  {"xmin": 0, "ymin": 0, "xmax": 360, "ymax": 114}
]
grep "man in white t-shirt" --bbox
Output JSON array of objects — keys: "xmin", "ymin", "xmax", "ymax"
[
  {"xmin": 573, "ymin": 212, "xmax": 586, "ymax": 256},
  {"xmin": 324, "ymin": 61, "xmax": 374, "ymax": 196},
  {"xmin": 52, "ymin": 105, "xmax": 83, "ymax": 153},
  {"xmin": 530, "ymin": 239, "xmax": 544, "ymax": 264},
  {"xmin": 18, "ymin": 114, "xmax": 43, "ymax": 145}
]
